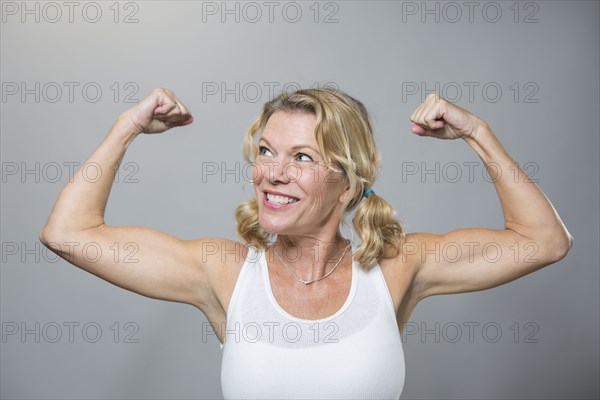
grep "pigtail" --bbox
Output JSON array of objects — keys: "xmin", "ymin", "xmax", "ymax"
[
  {"xmin": 353, "ymin": 193, "xmax": 405, "ymax": 270},
  {"xmin": 235, "ymin": 197, "xmax": 270, "ymax": 250}
]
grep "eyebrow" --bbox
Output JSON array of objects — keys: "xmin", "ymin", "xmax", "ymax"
[{"xmin": 259, "ymin": 137, "xmax": 320, "ymax": 155}]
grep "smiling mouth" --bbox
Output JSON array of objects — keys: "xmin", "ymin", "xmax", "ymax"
[{"xmin": 265, "ymin": 192, "xmax": 299, "ymax": 205}]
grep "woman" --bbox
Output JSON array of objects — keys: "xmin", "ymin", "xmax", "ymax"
[{"xmin": 39, "ymin": 87, "xmax": 573, "ymax": 399}]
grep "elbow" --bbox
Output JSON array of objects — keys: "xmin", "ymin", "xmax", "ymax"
[
  {"xmin": 39, "ymin": 226, "xmax": 73, "ymax": 257},
  {"xmin": 39, "ymin": 223, "xmax": 105, "ymax": 252},
  {"xmin": 560, "ymin": 233, "xmax": 574, "ymax": 260},
  {"xmin": 39, "ymin": 225, "xmax": 65, "ymax": 249},
  {"xmin": 543, "ymin": 233, "xmax": 574, "ymax": 264},
  {"xmin": 39, "ymin": 226, "xmax": 51, "ymax": 246},
  {"xmin": 39, "ymin": 227, "xmax": 56, "ymax": 254}
]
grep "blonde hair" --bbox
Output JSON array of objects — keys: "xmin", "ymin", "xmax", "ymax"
[{"xmin": 235, "ymin": 87, "xmax": 405, "ymax": 270}]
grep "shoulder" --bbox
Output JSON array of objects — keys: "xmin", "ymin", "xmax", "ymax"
[
  {"xmin": 182, "ymin": 237, "xmax": 250, "ymax": 276},
  {"xmin": 380, "ymin": 232, "xmax": 438, "ymax": 270},
  {"xmin": 378, "ymin": 232, "xmax": 440, "ymax": 303},
  {"xmin": 181, "ymin": 237, "xmax": 251, "ymax": 310}
]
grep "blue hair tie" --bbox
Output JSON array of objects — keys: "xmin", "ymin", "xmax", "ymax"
[{"xmin": 363, "ymin": 188, "xmax": 375, "ymax": 198}]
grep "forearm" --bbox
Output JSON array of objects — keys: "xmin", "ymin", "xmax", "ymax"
[
  {"xmin": 41, "ymin": 114, "xmax": 141, "ymax": 237},
  {"xmin": 463, "ymin": 123, "xmax": 573, "ymax": 254}
]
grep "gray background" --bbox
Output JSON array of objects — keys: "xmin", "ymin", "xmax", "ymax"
[{"xmin": 1, "ymin": 0, "xmax": 598, "ymax": 398}]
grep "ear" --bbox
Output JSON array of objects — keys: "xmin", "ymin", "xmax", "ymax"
[{"xmin": 338, "ymin": 181, "xmax": 360, "ymax": 205}]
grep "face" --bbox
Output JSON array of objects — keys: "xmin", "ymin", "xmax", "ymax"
[{"xmin": 253, "ymin": 111, "xmax": 351, "ymax": 239}]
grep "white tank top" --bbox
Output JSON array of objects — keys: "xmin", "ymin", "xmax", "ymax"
[{"xmin": 220, "ymin": 245, "xmax": 405, "ymax": 399}]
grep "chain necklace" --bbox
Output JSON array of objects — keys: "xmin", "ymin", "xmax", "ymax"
[{"xmin": 272, "ymin": 240, "xmax": 351, "ymax": 285}]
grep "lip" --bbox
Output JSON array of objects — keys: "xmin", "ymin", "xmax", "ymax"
[{"xmin": 262, "ymin": 190, "xmax": 300, "ymax": 210}]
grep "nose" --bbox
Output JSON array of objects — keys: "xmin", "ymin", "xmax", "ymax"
[{"xmin": 264, "ymin": 159, "xmax": 293, "ymax": 184}]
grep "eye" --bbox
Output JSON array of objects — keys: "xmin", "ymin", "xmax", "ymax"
[
  {"xmin": 258, "ymin": 146, "xmax": 272, "ymax": 156},
  {"xmin": 296, "ymin": 153, "xmax": 313, "ymax": 162}
]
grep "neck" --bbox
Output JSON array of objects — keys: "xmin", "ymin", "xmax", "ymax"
[{"xmin": 271, "ymin": 233, "xmax": 351, "ymax": 282}]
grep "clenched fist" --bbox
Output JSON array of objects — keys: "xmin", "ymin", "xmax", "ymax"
[
  {"xmin": 410, "ymin": 94, "xmax": 486, "ymax": 140},
  {"xmin": 122, "ymin": 88, "xmax": 193, "ymax": 135}
]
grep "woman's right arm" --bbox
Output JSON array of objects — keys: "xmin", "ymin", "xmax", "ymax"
[{"xmin": 39, "ymin": 88, "xmax": 229, "ymax": 309}]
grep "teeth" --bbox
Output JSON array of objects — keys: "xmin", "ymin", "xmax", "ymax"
[{"xmin": 266, "ymin": 193, "xmax": 298, "ymax": 205}]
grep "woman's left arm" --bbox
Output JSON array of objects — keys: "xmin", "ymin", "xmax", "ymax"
[{"xmin": 407, "ymin": 94, "xmax": 573, "ymax": 298}]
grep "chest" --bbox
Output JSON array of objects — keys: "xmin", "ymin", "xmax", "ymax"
[
  {"xmin": 210, "ymin": 251, "xmax": 420, "ymax": 342},
  {"xmin": 268, "ymin": 267, "xmax": 353, "ymax": 321}
]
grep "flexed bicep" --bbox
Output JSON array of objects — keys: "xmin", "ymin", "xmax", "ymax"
[{"xmin": 407, "ymin": 229, "xmax": 565, "ymax": 299}]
